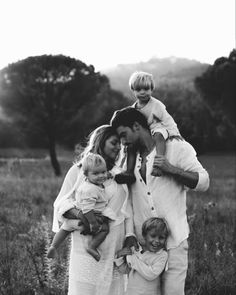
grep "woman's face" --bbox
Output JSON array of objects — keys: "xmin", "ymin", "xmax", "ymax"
[{"xmin": 103, "ymin": 135, "xmax": 121, "ymax": 160}]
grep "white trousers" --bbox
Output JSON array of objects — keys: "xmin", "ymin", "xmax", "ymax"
[{"xmin": 161, "ymin": 239, "xmax": 188, "ymax": 295}]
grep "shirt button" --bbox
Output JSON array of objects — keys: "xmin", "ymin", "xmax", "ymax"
[
  {"xmin": 151, "ymin": 207, "xmax": 154, "ymax": 210},
  {"xmin": 140, "ymin": 179, "xmax": 142, "ymax": 182},
  {"xmin": 147, "ymin": 192, "xmax": 151, "ymax": 195}
]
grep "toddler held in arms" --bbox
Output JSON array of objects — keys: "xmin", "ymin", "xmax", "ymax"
[
  {"xmin": 115, "ymin": 71, "xmax": 182, "ymax": 184},
  {"xmin": 47, "ymin": 153, "xmax": 116, "ymax": 261},
  {"xmin": 114, "ymin": 217, "xmax": 169, "ymax": 295}
]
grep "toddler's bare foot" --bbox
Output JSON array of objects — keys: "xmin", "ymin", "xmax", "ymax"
[
  {"xmin": 47, "ymin": 246, "xmax": 57, "ymax": 258},
  {"xmin": 114, "ymin": 172, "xmax": 136, "ymax": 184},
  {"xmin": 151, "ymin": 167, "xmax": 163, "ymax": 177},
  {"xmin": 87, "ymin": 248, "xmax": 101, "ymax": 261}
]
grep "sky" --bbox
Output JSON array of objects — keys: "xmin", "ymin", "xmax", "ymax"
[{"xmin": 0, "ymin": 0, "xmax": 235, "ymax": 72}]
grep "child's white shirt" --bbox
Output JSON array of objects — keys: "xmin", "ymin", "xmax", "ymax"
[
  {"xmin": 126, "ymin": 248, "xmax": 168, "ymax": 280},
  {"xmin": 114, "ymin": 247, "xmax": 168, "ymax": 295},
  {"xmin": 75, "ymin": 180, "xmax": 117, "ymax": 220},
  {"xmin": 132, "ymin": 96, "xmax": 180, "ymax": 139}
]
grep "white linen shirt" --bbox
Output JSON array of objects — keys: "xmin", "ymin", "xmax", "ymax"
[{"xmin": 130, "ymin": 139, "xmax": 209, "ymax": 249}]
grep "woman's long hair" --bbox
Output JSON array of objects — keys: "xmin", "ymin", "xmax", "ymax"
[{"xmin": 77, "ymin": 125, "xmax": 119, "ymax": 171}]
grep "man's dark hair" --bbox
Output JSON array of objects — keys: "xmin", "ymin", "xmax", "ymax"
[{"xmin": 110, "ymin": 107, "xmax": 149, "ymax": 130}]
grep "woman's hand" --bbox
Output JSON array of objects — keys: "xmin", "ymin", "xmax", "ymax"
[{"xmin": 116, "ymin": 247, "xmax": 132, "ymax": 258}]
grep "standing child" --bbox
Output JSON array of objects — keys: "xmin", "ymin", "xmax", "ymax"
[
  {"xmin": 114, "ymin": 217, "xmax": 169, "ymax": 295},
  {"xmin": 47, "ymin": 153, "xmax": 116, "ymax": 261},
  {"xmin": 115, "ymin": 71, "xmax": 182, "ymax": 184}
]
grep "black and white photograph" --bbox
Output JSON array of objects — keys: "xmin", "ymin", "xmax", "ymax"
[{"xmin": 0, "ymin": 0, "xmax": 235, "ymax": 294}]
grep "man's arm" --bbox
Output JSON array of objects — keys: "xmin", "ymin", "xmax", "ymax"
[
  {"xmin": 153, "ymin": 155, "xmax": 199, "ymax": 188},
  {"xmin": 153, "ymin": 140, "xmax": 210, "ymax": 191}
]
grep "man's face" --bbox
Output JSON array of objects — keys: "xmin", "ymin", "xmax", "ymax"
[{"xmin": 116, "ymin": 125, "xmax": 138, "ymax": 147}]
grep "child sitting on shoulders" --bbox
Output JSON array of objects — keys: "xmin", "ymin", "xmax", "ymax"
[
  {"xmin": 114, "ymin": 217, "xmax": 169, "ymax": 295},
  {"xmin": 47, "ymin": 153, "xmax": 116, "ymax": 261},
  {"xmin": 115, "ymin": 71, "xmax": 182, "ymax": 184}
]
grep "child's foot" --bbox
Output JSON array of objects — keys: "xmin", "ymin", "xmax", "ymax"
[
  {"xmin": 114, "ymin": 172, "xmax": 136, "ymax": 184},
  {"xmin": 47, "ymin": 246, "xmax": 57, "ymax": 259},
  {"xmin": 87, "ymin": 248, "xmax": 101, "ymax": 261},
  {"xmin": 151, "ymin": 167, "xmax": 163, "ymax": 177}
]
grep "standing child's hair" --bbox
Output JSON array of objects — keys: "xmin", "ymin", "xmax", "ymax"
[
  {"xmin": 142, "ymin": 217, "xmax": 169, "ymax": 249},
  {"xmin": 129, "ymin": 71, "xmax": 155, "ymax": 91},
  {"xmin": 81, "ymin": 153, "xmax": 106, "ymax": 176}
]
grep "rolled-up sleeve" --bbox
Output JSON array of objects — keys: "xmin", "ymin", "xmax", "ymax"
[
  {"xmin": 194, "ymin": 169, "xmax": 210, "ymax": 192},
  {"xmin": 177, "ymin": 141, "xmax": 210, "ymax": 192}
]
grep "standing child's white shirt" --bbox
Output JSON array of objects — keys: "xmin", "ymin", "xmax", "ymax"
[
  {"xmin": 114, "ymin": 248, "xmax": 168, "ymax": 295},
  {"xmin": 132, "ymin": 96, "xmax": 180, "ymax": 139}
]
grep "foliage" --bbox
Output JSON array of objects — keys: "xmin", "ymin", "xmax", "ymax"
[
  {"xmin": 195, "ymin": 49, "xmax": 236, "ymax": 140},
  {"xmin": 0, "ymin": 55, "xmax": 128, "ymax": 175},
  {"xmin": 103, "ymin": 56, "xmax": 208, "ymax": 97},
  {"xmin": 104, "ymin": 53, "xmax": 236, "ymax": 153},
  {"xmin": 0, "ymin": 153, "xmax": 235, "ymax": 294},
  {"xmin": 0, "ymin": 120, "xmax": 26, "ymax": 148},
  {"xmin": 62, "ymin": 84, "xmax": 129, "ymax": 147}
]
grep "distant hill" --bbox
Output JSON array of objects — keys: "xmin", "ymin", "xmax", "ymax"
[{"xmin": 102, "ymin": 57, "xmax": 209, "ymax": 97}]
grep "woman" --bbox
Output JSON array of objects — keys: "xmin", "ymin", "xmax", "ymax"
[{"xmin": 52, "ymin": 125, "xmax": 133, "ymax": 295}]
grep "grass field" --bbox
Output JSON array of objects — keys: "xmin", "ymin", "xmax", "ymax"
[{"xmin": 0, "ymin": 152, "xmax": 235, "ymax": 295}]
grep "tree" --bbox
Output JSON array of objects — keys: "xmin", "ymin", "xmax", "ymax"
[
  {"xmin": 0, "ymin": 55, "xmax": 111, "ymax": 175},
  {"xmin": 195, "ymin": 49, "xmax": 236, "ymax": 142}
]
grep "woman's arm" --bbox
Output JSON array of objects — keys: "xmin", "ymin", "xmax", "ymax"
[
  {"xmin": 52, "ymin": 164, "xmax": 83, "ymax": 232},
  {"xmin": 124, "ymin": 195, "xmax": 139, "ymax": 250}
]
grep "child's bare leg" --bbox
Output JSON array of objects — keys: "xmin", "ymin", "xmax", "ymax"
[
  {"xmin": 87, "ymin": 223, "xmax": 109, "ymax": 261},
  {"xmin": 47, "ymin": 228, "xmax": 71, "ymax": 258},
  {"xmin": 115, "ymin": 145, "xmax": 136, "ymax": 184},
  {"xmin": 151, "ymin": 132, "xmax": 166, "ymax": 177}
]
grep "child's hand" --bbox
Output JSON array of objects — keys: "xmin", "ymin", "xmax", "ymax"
[
  {"xmin": 107, "ymin": 171, "xmax": 114, "ymax": 179},
  {"xmin": 89, "ymin": 223, "xmax": 101, "ymax": 234},
  {"xmin": 116, "ymin": 247, "xmax": 132, "ymax": 258}
]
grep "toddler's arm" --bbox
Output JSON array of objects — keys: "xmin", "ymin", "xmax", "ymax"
[{"xmin": 151, "ymin": 99, "xmax": 177, "ymax": 130}]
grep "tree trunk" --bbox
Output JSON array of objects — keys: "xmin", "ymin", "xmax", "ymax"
[{"xmin": 48, "ymin": 138, "xmax": 61, "ymax": 176}]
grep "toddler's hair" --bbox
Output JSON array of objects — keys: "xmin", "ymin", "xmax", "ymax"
[
  {"xmin": 81, "ymin": 153, "xmax": 106, "ymax": 176},
  {"xmin": 142, "ymin": 217, "xmax": 169, "ymax": 239},
  {"xmin": 129, "ymin": 71, "xmax": 155, "ymax": 91}
]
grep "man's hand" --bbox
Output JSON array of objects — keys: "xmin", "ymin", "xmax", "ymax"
[
  {"xmin": 153, "ymin": 155, "xmax": 175, "ymax": 175},
  {"xmin": 123, "ymin": 236, "xmax": 139, "ymax": 250},
  {"xmin": 154, "ymin": 155, "xmax": 199, "ymax": 189}
]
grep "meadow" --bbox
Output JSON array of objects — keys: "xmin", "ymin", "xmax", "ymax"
[{"xmin": 0, "ymin": 151, "xmax": 235, "ymax": 295}]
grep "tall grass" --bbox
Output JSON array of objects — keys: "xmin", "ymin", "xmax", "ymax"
[{"xmin": 0, "ymin": 153, "xmax": 235, "ymax": 294}]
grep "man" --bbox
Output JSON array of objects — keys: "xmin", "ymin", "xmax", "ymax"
[{"xmin": 110, "ymin": 107, "xmax": 210, "ymax": 295}]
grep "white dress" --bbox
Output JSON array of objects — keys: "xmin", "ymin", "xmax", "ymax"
[{"xmin": 53, "ymin": 164, "xmax": 133, "ymax": 295}]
